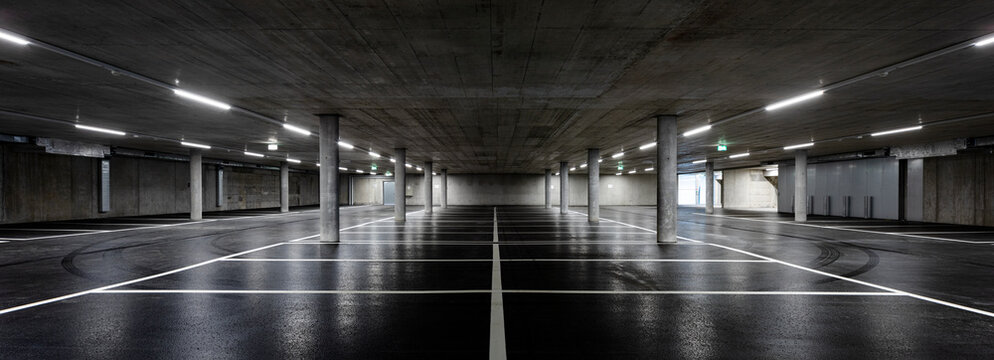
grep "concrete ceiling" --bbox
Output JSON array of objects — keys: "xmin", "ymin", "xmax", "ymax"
[{"xmin": 1, "ymin": 1, "xmax": 994, "ymax": 174}]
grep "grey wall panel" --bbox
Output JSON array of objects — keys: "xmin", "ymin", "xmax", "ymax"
[
  {"xmin": 777, "ymin": 157, "xmax": 900, "ymax": 220},
  {"xmin": 905, "ymin": 159, "xmax": 924, "ymax": 222}
]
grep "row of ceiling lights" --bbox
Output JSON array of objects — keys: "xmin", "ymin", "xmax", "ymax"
[{"xmin": 0, "ymin": 27, "xmax": 435, "ymax": 175}]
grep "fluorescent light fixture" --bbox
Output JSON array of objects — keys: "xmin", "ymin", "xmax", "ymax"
[
  {"xmin": 870, "ymin": 126, "xmax": 922, "ymax": 137},
  {"xmin": 692, "ymin": 159, "xmax": 707, "ymax": 164},
  {"xmin": 316, "ymin": 163, "xmax": 320, "ymax": 167},
  {"xmin": 405, "ymin": 164, "xmax": 413, "ymax": 168},
  {"xmin": 268, "ymin": 144, "xmax": 278, "ymax": 151},
  {"xmin": 75, "ymin": 124, "xmax": 125, "ymax": 136},
  {"xmin": 683, "ymin": 125, "xmax": 712, "ymax": 137},
  {"xmin": 554, "ymin": 172, "xmax": 560, "ymax": 176},
  {"xmin": 783, "ymin": 142, "xmax": 815, "ymax": 150},
  {"xmin": 337, "ymin": 141, "xmax": 353, "ymax": 149},
  {"xmin": 338, "ymin": 167, "xmax": 347, "ymax": 171},
  {"xmin": 181, "ymin": 141, "xmax": 211, "ymax": 149},
  {"xmin": 598, "ymin": 159, "xmax": 603, "ymax": 163},
  {"xmin": 356, "ymin": 169, "xmax": 364, "ymax": 173},
  {"xmin": 612, "ymin": 152, "xmax": 624, "ymax": 159},
  {"xmin": 173, "ymin": 89, "xmax": 231, "ymax": 110},
  {"xmin": 283, "ymin": 123, "xmax": 311, "ymax": 136},
  {"xmin": 390, "ymin": 158, "xmax": 396, "ymax": 163},
  {"xmin": 974, "ymin": 36, "xmax": 994, "ymax": 47},
  {"xmin": 628, "ymin": 170, "xmax": 636, "ymax": 174},
  {"xmin": 615, "ymin": 172, "xmax": 622, "ymax": 176},
  {"xmin": 640, "ymin": 142, "xmax": 658, "ymax": 150},
  {"xmin": 286, "ymin": 158, "xmax": 300, "ymax": 164},
  {"xmin": 0, "ymin": 29, "xmax": 29, "ymax": 45},
  {"xmin": 580, "ymin": 163, "xmax": 588, "ymax": 168},
  {"xmin": 765, "ymin": 90, "xmax": 824, "ymax": 111},
  {"xmin": 569, "ymin": 167, "xmax": 576, "ymax": 171},
  {"xmin": 416, "ymin": 167, "xmax": 422, "ymax": 171},
  {"xmin": 766, "ymin": 168, "xmax": 778, "ymax": 171},
  {"xmin": 645, "ymin": 167, "xmax": 654, "ymax": 172},
  {"xmin": 244, "ymin": 151, "xmax": 264, "ymax": 157},
  {"xmin": 369, "ymin": 151, "xmax": 380, "ymax": 158},
  {"xmin": 432, "ymin": 172, "xmax": 437, "ymax": 176},
  {"xmin": 729, "ymin": 152, "xmax": 750, "ymax": 159}
]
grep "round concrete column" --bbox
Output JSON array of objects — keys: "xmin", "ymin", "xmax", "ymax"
[
  {"xmin": 189, "ymin": 149, "xmax": 203, "ymax": 221},
  {"xmin": 794, "ymin": 150, "xmax": 808, "ymax": 222},
  {"xmin": 588, "ymin": 149, "xmax": 599, "ymax": 222},
  {"xmin": 656, "ymin": 115, "xmax": 678, "ymax": 243},
  {"xmin": 545, "ymin": 169, "xmax": 551, "ymax": 209},
  {"xmin": 280, "ymin": 161, "xmax": 289, "ymax": 213},
  {"xmin": 318, "ymin": 114, "xmax": 340, "ymax": 242},
  {"xmin": 394, "ymin": 148, "xmax": 406, "ymax": 221},
  {"xmin": 424, "ymin": 161, "xmax": 433, "ymax": 214},
  {"xmin": 560, "ymin": 162, "xmax": 569, "ymax": 215},
  {"xmin": 705, "ymin": 161, "xmax": 714, "ymax": 215},
  {"xmin": 441, "ymin": 168, "xmax": 448, "ymax": 209}
]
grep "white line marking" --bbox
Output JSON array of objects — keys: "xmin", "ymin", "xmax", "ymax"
[
  {"xmin": 490, "ymin": 207, "xmax": 507, "ymax": 360},
  {"xmin": 0, "ymin": 228, "xmax": 108, "ymax": 232},
  {"xmin": 223, "ymin": 258, "xmax": 493, "ymax": 263},
  {"xmin": 288, "ymin": 241, "xmax": 704, "ymax": 246},
  {"xmin": 94, "ymin": 289, "xmax": 490, "ymax": 295},
  {"xmin": 695, "ymin": 213, "xmax": 994, "ymax": 244},
  {"xmin": 903, "ymin": 231, "xmax": 994, "ymax": 235},
  {"xmin": 501, "ymin": 258, "xmax": 771, "ymax": 263},
  {"xmin": 598, "ymin": 211, "xmax": 994, "ymax": 318},
  {"xmin": 221, "ymin": 258, "xmax": 769, "ymax": 263},
  {"xmin": 502, "ymin": 290, "xmax": 901, "ymax": 296},
  {"xmin": 0, "ymin": 209, "xmax": 410, "ymax": 316},
  {"xmin": 568, "ymin": 210, "xmax": 657, "ymax": 234}
]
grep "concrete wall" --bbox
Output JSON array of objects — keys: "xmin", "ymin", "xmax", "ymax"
[
  {"xmin": 922, "ymin": 152, "xmax": 994, "ymax": 226},
  {"xmin": 721, "ymin": 169, "xmax": 777, "ymax": 209},
  {"xmin": 779, "ymin": 157, "xmax": 900, "ymax": 220},
  {"xmin": 1, "ymin": 146, "xmax": 321, "ymax": 224},
  {"xmin": 352, "ymin": 173, "xmax": 656, "ymax": 206}
]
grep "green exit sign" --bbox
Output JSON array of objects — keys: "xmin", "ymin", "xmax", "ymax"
[
  {"xmin": 717, "ymin": 144, "xmax": 727, "ymax": 151},
  {"xmin": 371, "ymin": 163, "xmax": 377, "ymax": 170}
]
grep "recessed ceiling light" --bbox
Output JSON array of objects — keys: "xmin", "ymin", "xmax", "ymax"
[
  {"xmin": 615, "ymin": 172, "xmax": 622, "ymax": 176},
  {"xmin": 974, "ymin": 36, "xmax": 994, "ymax": 47},
  {"xmin": 628, "ymin": 170, "xmax": 636, "ymax": 174},
  {"xmin": 729, "ymin": 152, "xmax": 750, "ymax": 159},
  {"xmin": 369, "ymin": 151, "xmax": 380, "ymax": 158},
  {"xmin": 870, "ymin": 126, "xmax": 922, "ymax": 137},
  {"xmin": 683, "ymin": 125, "xmax": 712, "ymax": 137},
  {"xmin": 338, "ymin": 167, "xmax": 348, "ymax": 171},
  {"xmin": 0, "ymin": 29, "xmax": 30, "ymax": 46},
  {"xmin": 75, "ymin": 124, "xmax": 125, "ymax": 136},
  {"xmin": 580, "ymin": 163, "xmax": 588, "ymax": 168},
  {"xmin": 692, "ymin": 159, "xmax": 706, "ymax": 164},
  {"xmin": 180, "ymin": 141, "xmax": 211, "ymax": 149},
  {"xmin": 173, "ymin": 89, "xmax": 231, "ymax": 110},
  {"xmin": 283, "ymin": 123, "xmax": 311, "ymax": 136},
  {"xmin": 783, "ymin": 142, "xmax": 814, "ymax": 150},
  {"xmin": 244, "ymin": 151, "xmax": 264, "ymax": 158},
  {"xmin": 338, "ymin": 141, "xmax": 353, "ymax": 149},
  {"xmin": 645, "ymin": 167, "xmax": 654, "ymax": 171},
  {"xmin": 286, "ymin": 158, "xmax": 300, "ymax": 164},
  {"xmin": 612, "ymin": 152, "xmax": 624, "ymax": 158},
  {"xmin": 640, "ymin": 142, "xmax": 658, "ymax": 149}
]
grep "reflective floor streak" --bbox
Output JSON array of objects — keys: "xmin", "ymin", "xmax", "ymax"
[{"xmin": 1, "ymin": 205, "xmax": 994, "ymax": 359}]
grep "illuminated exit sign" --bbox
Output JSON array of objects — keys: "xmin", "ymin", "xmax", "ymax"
[{"xmin": 717, "ymin": 144, "xmax": 727, "ymax": 151}]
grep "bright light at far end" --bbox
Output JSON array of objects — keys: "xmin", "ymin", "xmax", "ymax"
[
  {"xmin": 286, "ymin": 158, "xmax": 301, "ymax": 164},
  {"xmin": 339, "ymin": 167, "xmax": 348, "ymax": 171},
  {"xmin": 173, "ymin": 89, "xmax": 231, "ymax": 110},
  {"xmin": 75, "ymin": 124, "xmax": 125, "ymax": 136},
  {"xmin": 692, "ymin": 159, "xmax": 707, "ymax": 164},
  {"xmin": 612, "ymin": 152, "xmax": 624, "ymax": 159},
  {"xmin": 337, "ymin": 141, "xmax": 353, "ymax": 149},
  {"xmin": 729, "ymin": 152, "xmax": 750, "ymax": 159},
  {"xmin": 615, "ymin": 172, "xmax": 622, "ymax": 176},
  {"xmin": 356, "ymin": 169, "xmax": 364, "ymax": 173},
  {"xmin": 640, "ymin": 142, "xmax": 657, "ymax": 150},
  {"xmin": 244, "ymin": 151, "xmax": 264, "ymax": 158},
  {"xmin": 390, "ymin": 158, "xmax": 396, "ymax": 163},
  {"xmin": 974, "ymin": 36, "xmax": 994, "ymax": 47},
  {"xmin": 628, "ymin": 170, "xmax": 636, "ymax": 174},
  {"xmin": 765, "ymin": 90, "xmax": 824, "ymax": 111},
  {"xmin": 683, "ymin": 125, "xmax": 712, "ymax": 137},
  {"xmin": 645, "ymin": 167, "xmax": 654, "ymax": 172},
  {"xmin": 580, "ymin": 163, "xmax": 588, "ymax": 168},
  {"xmin": 415, "ymin": 167, "xmax": 422, "ymax": 171},
  {"xmin": 0, "ymin": 29, "xmax": 30, "ymax": 46},
  {"xmin": 283, "ymin": 123, "xmax": 311, "ymax": 136},
  {"xmin": 181, "ymin": 141, "xmax": 211, "ymax": 149},
  {"xmin": 871, "ymin": 126, "xmax": 922, "ymax": 137},
  {"xmin": 569, "ymin": 167, "xmax": 576, "ymax": 171},
  {"xmin": 783, "ymin": 142, "xmax": 815, "ymax": 150},
  {"xmin": 369, "ymin": 151, "xmax": 380, "ymax": 158}
]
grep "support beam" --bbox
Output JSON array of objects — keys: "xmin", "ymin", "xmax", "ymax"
[
  {"xmin": 318, "ymin": 114, "xmax": 340, "ymax": 242},
  {"xmin": 560, "ymin": 162, "xmax": 569, "ymax": 215},
  {"xmin": 189, "ymin": 149, "xmax": 202, "ymax": 221},
  {"xmin": 705, "ymin": 161, "xmax": 715, "ymax": 215},
  {"xmin": 441, "ymin": 168, "xmax": 448, "ymax": 209},
  {"xmin": 279, "ymin": 162, "xmax": 289, "ymax": 213},
  {"xmin": 656, "ymin": 115, "xmax": 678, "ymax": 243},
  {"xmin": 588, "ymin": 149, "xmax": 599, "ymax": 222},
  {"xmin": 544, "ymin": 169, "xmax": 551, "ymax": 209},
  {"xmin": 794, "ymin": 150, "xmax": 808, "ymax": 222},
  {"xmin": 394, "ymin": 148, "xmax": 406, "ymax": 221},
  {"xmin": 424, "ymin": 161, "xmax": 433, "ymax": 214}
]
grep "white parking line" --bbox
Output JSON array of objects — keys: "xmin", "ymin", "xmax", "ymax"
[
  {"xmin": 94, "ymin": 289, "xmax": 490, "ymax": 295},
  {"xmin": 597, "ymin": 212, "xmax": 994, "ymax": 319},
  {"xmin": 222, "ymin": 258, "xmax": 493, "ymax": 263},
  {"xmin": 490, "ymin": 207, "xmax": 507, "ymax": 360},
  {"xmin": 695, "ymin": 213, "xmax": 994, "ymax": 244},
  {"xmin": 220, "ymin": 258, "xmax": 769, "ymax": 263},
  {"xmin": 502, "ymin": 290, "xmax": 901, "ymax": 296}
]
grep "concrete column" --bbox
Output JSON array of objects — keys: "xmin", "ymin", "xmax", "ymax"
[
  {"xmin": 588, "ymin": 149, "xmax": 599, "ymax": 222},
  {"xmin": 394, "ymin": 148, "xmax": 406, "ymax": 221},
  {"xmin": 189, "ymin": 149, "xmax": 203, "ymax": 221},
  {"xmin": 705, "ymin": 161, "xmax": 715, "ymax": 214},
  {"xmin": 545, "ymin": 169, "xmax": 551, "ymax": 209},
  {"xmin": 441, "ymin": 168, "xmax": 448, "ymax": 209},
  {"xmin": 560, "ymin": 162, "xmax": 569, "ymax": 215},
  {"xmin": 794, "ymin": 150, "xmax": 808, "ymax": 222},
  {"xmin": 657, "ymin": 115, "xmax": 678, "ymax": 243},
  {"xmin": 280, "ymin": 162, "xmax": 289, "ymax": 213},
  {"xmin": 424, "ymin": 161, "xmax": 433, "ymax": 214},
  {"xmin": 319, "ymin": 114, "xmax": 340, "ymax": 242}
]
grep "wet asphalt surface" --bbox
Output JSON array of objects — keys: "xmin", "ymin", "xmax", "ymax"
[{"xmin": 1, "ymin": 205, "xmax": 994, "ymax": 358}]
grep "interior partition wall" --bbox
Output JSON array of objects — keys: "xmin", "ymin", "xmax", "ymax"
[{"xmin": 779, "ymin": 157, "xmax": 900, "ymax": 220}]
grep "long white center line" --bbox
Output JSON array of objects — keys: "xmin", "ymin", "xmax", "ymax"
[
  {"xmin": 490, "ymin": 207, "xmax": 508, "ymax": 360},
  {"xmin": 598, "ymin": 210, "xmax": 994, "ymax": 319}
]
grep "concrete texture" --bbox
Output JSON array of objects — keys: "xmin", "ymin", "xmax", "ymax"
[
  {"xmin": 780, "ymin": 157, "xmax": 900, "ymax": 221},
  {"xmin": 544, "ymin": 169, "xmax": 551, "ymax": 209},
  {"xmin": 721, "ymin": 168, "xmax": 778, "ymax": 209},
  {"xmin": 705, "ymin": 162, "xmax": 715, "ymax": 214},
  {"xmin": 657, "ymin": 115, "xmax": 677, "ymax": 243},
  {"xmin": 319, "ymin": 114, "xmax": 340, "ymax": 242},
  {"xmin": 279, "ymin": 162, "xmax": 289, "ymax": 213},
  {"xmin": 560, "ymin": 162, "xmax": 569, "ymax": 215},
  {"xmin": 394, "ymin": 148, "xmax": 406, "ymax": 221},
  {"xmin": 424, "ymin": 162, "xmax": 432, "ymax": 215},
  {"xmin": 587, "ymin": 149, "xmax": 599, "ymax": 222},
  {"xmin": 923, "ymin": 152, "xmax": 994, "ymax": 226},
  {"xmin": 795, "ymin": 150, "xmax": 808, "ymax": 221},
  {"xmin": 190, "ymin": 149, "xmax": 202, "ymax": 220}
]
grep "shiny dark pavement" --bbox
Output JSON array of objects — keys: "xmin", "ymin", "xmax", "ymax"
[{"xmin": 2, "ymin": 205, "xmax": 994, "ymax": 358}]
